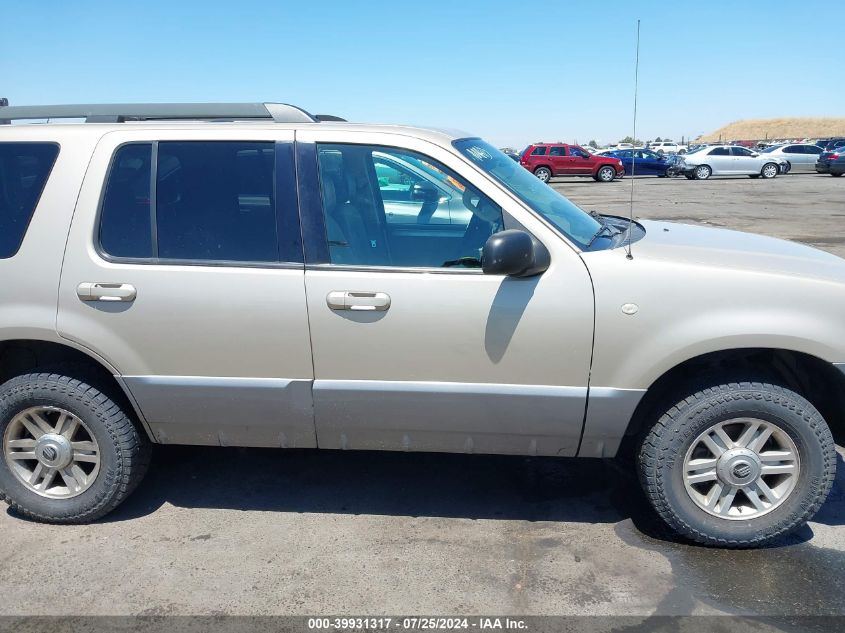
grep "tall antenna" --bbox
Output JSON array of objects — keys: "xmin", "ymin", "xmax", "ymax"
[{"xmin": 626, "ymin": 19, "xmax": 641, "ymax": 261}]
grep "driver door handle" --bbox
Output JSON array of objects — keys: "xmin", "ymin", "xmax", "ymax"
[
  {"xmin": 76, "ymin": 282, "xmax": 137, "ymax": 302},
  {"xmin": 327, "ymin": 291, "xmax": 391, "ymax": 312}
]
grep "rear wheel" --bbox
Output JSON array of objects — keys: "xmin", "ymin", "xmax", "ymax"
[
  {"xmin": 638, "ymin": 381, "xmax": 835, "ymax": 547},
  {"xmin": 761, "ymin": 163, "xmax": 779, "ymax": 179},
  {"xmin": 533, "ymin": 166, "xmax": 552, "ymax": 183},
  {"xmin": 694, "ymin": 165, "xmax": 712, "ymax": 180},
  {"xmin": 596, "ymin": 166, "xmax": 616, "ymax": 182},
  {"xmin": 0, "ymin": 373, "xmax": 150, "ymax": 523}
]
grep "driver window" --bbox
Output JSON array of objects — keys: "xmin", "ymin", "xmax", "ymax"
[{"xmin": 317, "ymin": 144, "xmax": 505, "ymax": 269}]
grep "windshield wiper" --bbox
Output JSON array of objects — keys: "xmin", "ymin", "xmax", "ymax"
[{"xmin": 587, "ymin": 213, "xmax": 622, "ymax": 246}]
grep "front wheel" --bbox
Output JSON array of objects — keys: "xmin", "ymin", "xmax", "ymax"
[
  {"xmin": 638, "ymin": 381, "xmax": 836, "ymax": 547},
  {"xmin": 761, "ymin": 163, "xmax": 779, "ymax": 179},
  {"xmin": 596, "ymin": 166, "xmax": 616, "ymax": 182},
  {"xmin": 831, "ymin": 172, "xmax": 842, "ymax": 177},
  {"xmin": 533, "ymin": 167, "xmax": 552, "ymax": 183},
  {"xmin": 694, "ymin": 165, "xmax": 712, "ymax": 180},
  {"xmin": 0, "ymin": 373, "xmax": 151, "ymax": 523}
]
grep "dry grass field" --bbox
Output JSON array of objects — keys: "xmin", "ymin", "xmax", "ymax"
[{"xmin": 699, "ymin": 117, "xmax": 845, "ymax": 141}]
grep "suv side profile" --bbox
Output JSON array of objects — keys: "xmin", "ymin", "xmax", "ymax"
[
  {"xmin": 650, "ymin": 141, "xmax": 687, "ymax": 155},
  {"xmin": 519, "ymin": 143, "xmax": 624, "ymax": 183},
  {"xmin": 0, "ymin": 102, "xmax": 843, "ymax": 548}
]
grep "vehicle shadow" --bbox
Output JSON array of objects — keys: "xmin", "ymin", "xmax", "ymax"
[{"xmin": 87, "ymin": 444, "xmax": 844, "ymax": 537}]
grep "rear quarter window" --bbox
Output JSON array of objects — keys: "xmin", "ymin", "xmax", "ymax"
[{"xmin": 0, "ymin": 142, "xmax": 60, "ymax": 258}]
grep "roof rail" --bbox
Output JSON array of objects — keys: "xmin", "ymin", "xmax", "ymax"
[{"xmin": 0, "ymin": 102, "xmax": 344, "ymax": 124}]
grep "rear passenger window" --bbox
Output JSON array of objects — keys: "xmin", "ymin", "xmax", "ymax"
[
  {"xmin": 99, "ymin": 141, "xmax": 279, "ymax": 263},
  {"xmin": 530, "ymin": 146, "xmax": 547, "ymax": 156},
  {"xmin": 0, "ymin": 142, "xmax": 60, "ymax": 258},
  {"xmin": 549, "ymin": 147, "xmax": 566, "ymax": 156},
  {"xmin": 156, "ymin": 142, "xmax": 276, "ymax": 262}
]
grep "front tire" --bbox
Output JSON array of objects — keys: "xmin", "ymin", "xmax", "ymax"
[
  {"xmin": 596, "ymin": 166, "xmax": 616, "ymax": 182},
  {"xmin": 0, "ymin": 373, "xmax": 151, "ymax": 523},
  {"xmin": 638, "ymin": 381, "xmax": 835, "ymax": 547},
  {"xmin": 761, "ymin": 163, "xmax": 779, "ymax": 179},
  {"xmin": 533, "ymin": 167, "xmax": 552, "ymax": 183},
  {"xmin": 694, "ymin": 165, "xmax": 712, "ymax": 180}
]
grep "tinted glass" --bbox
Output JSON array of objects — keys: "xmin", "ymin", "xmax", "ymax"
[
  {"xmin": 805, "ymin": 145, "xmax": 822, "ymax": 154},
  {"xmin": 709, "ymin": 147, "xmax": 730, "ymax": 156},
  {"xmin": 454, "ymin": 139, "xmax": 601, "ymax": 249},
  {"xmin": 783, "ymin": 145, "xmax": 802, "ymax": 154},
  {"xmin": 730, "ymin": 147, "xmax": 753, "ymax": 156},
  {"xmin": 531, "ymin": 146, "xmax": 548, "ymax": 156},
  {"xmin": 569, "ymin": 146, "xmax": 587, "ymax": 158},
  {"xmin": 0, "ymin": 142, "xmax": 59, "ymax": 258},
  {"xmin": 156, "ymin": 142, "xmax": 277, "ymax": 262},
  {"xmin": 549, "ymin": 146, "xmax": 566, "ymax": 156},
  {"xmin": 317, "ymin": 144, "xmax": 504, "ymax": 268},
  {"xmin": 99, "ymin": 143, "xmax": 153, "ymax": 258}
]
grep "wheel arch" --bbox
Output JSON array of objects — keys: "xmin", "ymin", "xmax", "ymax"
[
  {"xmin": 615, "ymin": 347, "xmax": 845, "ymax": 460},
  {"xmin": 0, "ymin": 339, "xmax": 154, "ymax": 442}
]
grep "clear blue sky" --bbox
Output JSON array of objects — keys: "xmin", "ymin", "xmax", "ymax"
[{"xmin": 2, "ymin": 1, "xmax": 842, "ymax": 147}]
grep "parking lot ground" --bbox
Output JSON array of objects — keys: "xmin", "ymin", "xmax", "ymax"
[
  {"xmin": 553, "ymin": 172, "xmax": 845, "ymax": 258},
  {"xmin": 1, "ymin": 174, "xmax": 844, "ymax": 620}
]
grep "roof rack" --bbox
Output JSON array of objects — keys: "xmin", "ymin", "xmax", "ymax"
[{"xmin": 0, "ymin": 102, "xmax": 346, "ymax": 124}]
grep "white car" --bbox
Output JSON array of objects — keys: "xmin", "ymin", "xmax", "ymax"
[
  {"xmin": 674, "ymin": 145, "xmax": 789, "ymax": 180},
  {"xmin": 759, "ymin": 143, "xmax": 825, "ymax": 172},
  {"xmin": 651, "ymin": 141, "xmax": 687, "ymax": 155}
]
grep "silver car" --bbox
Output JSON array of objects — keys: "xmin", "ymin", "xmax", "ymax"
[
  {"xmin": 0, "ymin": 102, "xmax": 842, "ymax": 548},
  {"xmin": 759, "ymin": 143, "xmax": 825, "ymax": 172},
  {"xmin": 675, "ymin": 144, "xmax": 789, "ymax": 179}
]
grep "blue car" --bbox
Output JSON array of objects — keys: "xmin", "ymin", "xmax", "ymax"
[{"xmin": 606, "ymin": 149, "xmax": 670, "ymax": 177}]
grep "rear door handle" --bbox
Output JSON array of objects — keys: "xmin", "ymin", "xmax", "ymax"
[
  {"xmin": 77, "ymin": 282, "xmax": 137, "ymax": 302},
  {"xmin": 326, "ymin": 291, "xmax": 391, "ymax": 312}
]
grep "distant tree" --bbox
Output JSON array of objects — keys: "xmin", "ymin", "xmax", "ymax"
[
  {"xmin": 588, "ymin": 140, "xmax": 598, "ymax": 148},
  {"xmin": 619, "ymin": 136, "xmax": 642, "ymax": 145}
]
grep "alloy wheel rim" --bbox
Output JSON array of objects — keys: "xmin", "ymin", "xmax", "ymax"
[
  {"xmin": 600, "ymin": 168, "xmax": 613, "ymax": 181},
  {"xmin": 764, "ymin": 165, "xmax": 777, "ymax": 177},
  {"xmin": 696, "ymin": 166, "xmax": 709, "ymax": 178},
  {"xmin": 3, "ymin": 406, "xmax": 100, "ymax": 499},
  {"xmin": 537, "ymin": 169, "xmax": 549, "ymax": 181},
  {"xmin": 682, "ymin": 417, "xmax": 799, "ymax": 520}
]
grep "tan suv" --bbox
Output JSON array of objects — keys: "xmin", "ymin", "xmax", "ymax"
[{"xmin": 0, "ymin": 103, "xmax": 842, "ymax": 547}]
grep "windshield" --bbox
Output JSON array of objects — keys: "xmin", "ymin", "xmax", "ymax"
[
  {"xmin": 453, "ymin": 139, "xmax": 601, "ymax": 249},
  {"xmin": 761, "ymin": 145, "xmax": 781, "ymax": 153}
]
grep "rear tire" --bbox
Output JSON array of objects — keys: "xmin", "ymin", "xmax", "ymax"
[
  {"xmin": 533, "ymin": 167, "xmax": 552, "ymax": 183},
  {"xmin": 0, "ymin": 373, "xmax": 151, "ymax": 523},
  {"xmin": 638, "ymin": 381, "xmax": 835, "ymax": 547}
]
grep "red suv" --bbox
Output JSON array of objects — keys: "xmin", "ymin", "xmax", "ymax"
[{"xmin": 520, "ymin": 144, "xmax": 624, "ymax": 183}]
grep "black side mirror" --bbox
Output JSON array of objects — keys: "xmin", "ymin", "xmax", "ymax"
[
  {"xmin": 482, "ymin": 230, "xmax": 550, "ymax": 278},
  {"xmin": 411, "ymin": 182, "xmax": 440, "ymax": 202}
]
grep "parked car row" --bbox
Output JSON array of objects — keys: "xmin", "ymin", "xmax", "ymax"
[{"xmin": 516, "ymin": 137, "xmax": 845, "ymax": 182}]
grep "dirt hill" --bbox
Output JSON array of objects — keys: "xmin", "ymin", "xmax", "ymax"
[{"xmin": 699, "ymin": 117, "xmax": 845, "ymax": 141}]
